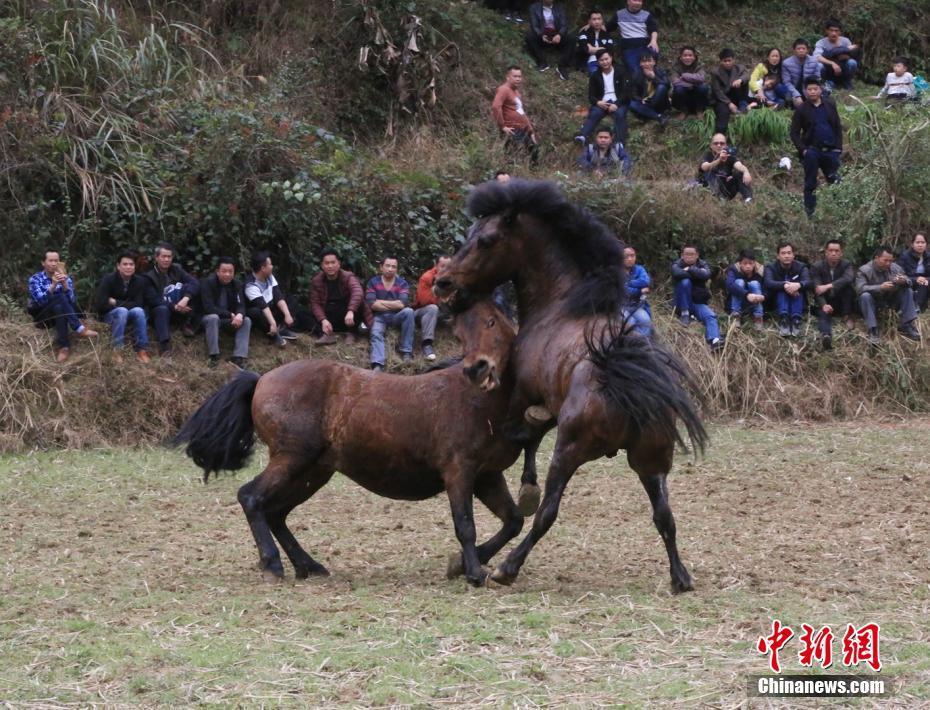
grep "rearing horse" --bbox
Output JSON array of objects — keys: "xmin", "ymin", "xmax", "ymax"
[{"xmin": 435, "ymin": 179, "xmax": 708, "ymax": 593}]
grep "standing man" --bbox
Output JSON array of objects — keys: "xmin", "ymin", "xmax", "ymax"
[
  {"xmin": 763, "ymin": 241, "xmax": 810, "ymax": 337},
  {"xmin": 782, "ymin": 39, "xmax": 822, "ymax": 109},
  {"xmin": 95, "ymin": 251, "xmax": 157, "ymax": 363},
  {"xmin": 366, "ymin": 256, "xmax": 415, "ymax": 372},
  {"xmin": 710, "ymin": 48, "xmax": 751, "ymax": 135},
  {"xmin": 810, "ymin": 239, "xmax": 855, "ymax": 350},
  {"xmin": 813, "ymin": 18, "xmax": 859, "ymax": 91},
  {"xmin": 200, "ymin": 256, "xmax": 251, "ymax": 368},
  {"xmin": 524, "ymin": 0, "xmax": 573, "ymax": 80},
  {"xmin": 671, "ymin": 244, "xmax": 723, "ymax": 350},
  {"xmin": 698, "ymin": 133, "xmax": 753, "ymax": 202},
  {"xmin": 576, "ymin": 49, "xmax": 630, "ymax": 145},
  {"xmin": 790, "ymin": 77, "xmax": 843, "ymax": 218},
  {"xmin": 27, "ymin": 249, "xmax": 98, "ymax": 362},
  {"xmin": 606, "ymin": 0, "xmax": 659, "ymax": 74},
  {"xmin": 856, "ymin": 246, "xmax": 920, "ymax": 345},
  {"xmin": 491, "ymin": 65, "xmax": 539, "ymax": 164},
  {"xmin": 143, "ymin": 241, "xmax": 200, "ymax": 356},
  {"xmin": 309, "ymin": 248, "xmax": 370, "ymax": 345},
  {"xmin": 244, "ymin": 251, "xmax": 298, "ymax": 348},
  {"xmin": 412, "ymin": 254, "xmax": 451, "ymax": 361}
]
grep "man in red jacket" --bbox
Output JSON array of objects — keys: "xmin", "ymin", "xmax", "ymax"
[
  {"xmin": 309, "ymin": 249, "xmax": 371, "ymax": 345},
  {"xmin": 412, "ymin": 254, "xmax": 451, "ymax": 361}
]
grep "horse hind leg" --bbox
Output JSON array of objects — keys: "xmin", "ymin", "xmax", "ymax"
[
  {"xmin": 628, "ymin": 441, "xmax": 694, "ymax": 594},
  {"xmin": 265, "ymin": 468, "xmax": 334, "ymax": 579},
  {"xmin": 447, "ymin": 471, "xmax": 524, "ymax": 579}
]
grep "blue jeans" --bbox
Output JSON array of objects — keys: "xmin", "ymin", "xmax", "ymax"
[
  {"xmin": 774, "ymin": 290, "xmax": 806, "ymax": 318},
  {"xmin": 622, "ymin": 304, "xmax": 652, "ymax": 337},
  {"xmin": 32, "ymin": 292, "xmax": 84, "ymax": 349},
  {"xmin": 729, "ymin": 280, "xmax": 764, "ymax": 316},
  {"xmin": 104, "ymin": 306, "xmax": 149, "ymax": 350},
  {"xmin": 674, "ymin": 279, "xmax": 720, "ymax": 341},
  {"xmin": 370, "ymin": 308, "xmax": 415, "ymax": 366},
  {"xmin": 803, "ymin": 148, "xmax": 841, "ymax": 213},
  {"xmin": 580, "ymin": 101, "xmax": 629, "ymax": 144},
  {"xmin": 629, "ymin": 83, "xmax": 670, "ymax": 122},
  {"xmin": 623, "ymin": 46, "xmax": 656, "ymax": 74}
]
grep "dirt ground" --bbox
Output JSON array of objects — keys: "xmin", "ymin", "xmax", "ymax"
[{"xmin": 1, "ymin": 422, "xmax": 928, "ymax": 706}]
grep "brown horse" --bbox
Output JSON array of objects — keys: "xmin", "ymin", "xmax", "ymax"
[
  {"xmin": 173, "ymin": 300, "xmax": 528, "ymax": 587},
  {"xmin": 435, "ymin": 179, "xmax": 708, "ymax": 593}
]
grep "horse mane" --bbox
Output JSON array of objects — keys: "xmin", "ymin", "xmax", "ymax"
[{"xmin": 467, "ymin": 179, "xmax": 625, "ymax": 316}]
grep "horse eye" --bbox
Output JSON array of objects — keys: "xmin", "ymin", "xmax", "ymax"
[
  {"xmin": 477, "ymin": 234, "xmax": 496, "ymax": 248},
  {"xmin": 486, "ymin": 317, "xmax": 495, "ymax": 328}
]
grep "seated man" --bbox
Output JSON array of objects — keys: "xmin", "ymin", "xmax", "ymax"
[
  {"xmin": 810, "ymin": 239, "xmax": 855, "ymax": 350},
  {"xmin": 698, "ymin": 133, "xmax": 753, "ymax": 202},
  {"xmin": 671, "ymin": 244, "xmax": 723, "ymax": 350},
  {"xmin": 763, "ymin": 241, "xmax": 810, "ymax": 337},
  {"xmin": 782, "ymin": 39, "xmax": 822, "ymax": 109},
  {"xmin": 576, "ymin": 49, "xmax": 630, "ymax": 145},
  {"xmin": 622, "ymin": 245, "xmax": 651, "ymax": 337},
  {"xmin": 95, "ymin": 251, "xmax": 157, "ymax": 363},
  {"xmin": 724, "ymin": 248, "xmax": 765, "ymax": 330},
  {"xmin": 366, "ymin": 256, "xmax": 415, "ymax": 371},
  {"xmin": 896, "ymin": 232, "xmax": 930, "ymax": 312},
  {"xmin": 576, "ymin": 9, "xmax": 614, "ymax": 76},
  {"xmin": 244, "ymin": 250, "xmax": 298, "ymax": 348},
  {"xmin": 413, "ymin": 254, "xmax": 451, "ymax": 361},
  {"xmin": 578, "ymin": 126, "xmax": 633, "ymax": 178},
  {"xmin": 710, "ymin": 48, "xmax": 751, "ymax": 135},
  {"xmin": 813, "ymin": 18, "xmax": 859, "ymax": 91},
  {"xmin": 27, "ymin": 248, "xmax": 98, "ymax": 362},
  {"xmin": 200, "ymin": 256, "xmax": 251, "ymax": 368},
  {"xmin": 309, "ymin": 248, "xmax": 370, "ymax": 345},
  {"xmin": 605, "ymin": 0, "xmax": 659, "ymax": 74},
  {"xmin": 143, "ymin": 241, "xmax": 200, "ymax": 355},
  {"xmin": 524, "ymin": 0, "xmax": 573, "ymax": 79},
  {"xmin": 856, "ymin": 246, "xmax": 920, "ymax": 345},
  {"xmin": 628, "ymin": 51, "xmax": 670, "ymax": 127}
]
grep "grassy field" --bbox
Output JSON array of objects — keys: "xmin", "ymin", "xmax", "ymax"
[{"xmin": 1, "ymin": 423, "xmax": 928, "ymax": 706}]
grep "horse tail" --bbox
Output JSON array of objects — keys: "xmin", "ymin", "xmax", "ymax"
[
  {"xmin": 585, "ymin": 319, "xmax": 708, "ymax": 455},
  {"xmin": 171, "ymin": 371, "xmax": 261, "ymax": 481}
]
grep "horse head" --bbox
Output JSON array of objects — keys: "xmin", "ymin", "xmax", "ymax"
[{"xmin": 454, "ymin": 299, "xmax": 516, "ymax": 392}]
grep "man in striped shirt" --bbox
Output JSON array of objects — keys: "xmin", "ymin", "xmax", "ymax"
[
  {"xmin": 606, "ymin": 0, "xmax": 659, "ymax": 73},
  {"xmin": 366, "ymin": 256, "xmax": 415, "ymax": 372}
]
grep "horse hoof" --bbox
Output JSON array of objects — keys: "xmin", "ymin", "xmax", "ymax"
[
  {"xmin": 490, "ymin": 566, "xmax": 516, "ymax": 586},
  {"xmin": 467, "ymin": 568, "xmax": 490, "ymax": 588},
  {"xmin": 524, "ymin": 405, "xmax": 554, "ymax": 425},
  {"xmin": 261, "ymin": 568, "xmax": 285, "ymax": 584},
  {"xmin": 296, "ymin": 565, "xmax": 330, "ymax": 579},
  {"xmin": 446, "ymin": 552, "xmax": 465, "ymax": 579},
  {"xmin": 671, "ymin": 578, "xmax": 695, "ymax": 594},
  {"xmin": 517, "ymin": 483, "xmax": 541, "ymax": 517}
]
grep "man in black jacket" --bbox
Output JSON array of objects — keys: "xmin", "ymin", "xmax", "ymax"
[
  {"xmin": 764, "ymin": 241, "xmax": 811, "ymax": 337},
  {"xmin": 809, "ymin": 239, "xmax": 855, "ymax": 349},
  {"xmin": 896, "ymin": 232, "xmax": 930, "ymax": 312},
  {"xmin": 575, "ymin": 49, "xmax": 630, "ymax": 144},
  {"xmin": 576, "ymin": 9, "xmax": 614, "ymax": 75},
  {"xmin": 200, "ymin": 256, "xmax": 252, "ymax": 368},
  {"xmin": 790, "ymin": 77, "xmax": 843, "ymax": 218},
  {"xmin": 524, "ymin": 0, "xmax": 573, "ymax": 78},
  {"xmin": 143, "ymin": 241, "xmax": 200, "ymax": 355},
  {"xmin": 95, "ymin": 250, "xmax": 159, "ymax": 363}
]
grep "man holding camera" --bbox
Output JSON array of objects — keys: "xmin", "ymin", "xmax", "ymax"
[{"xmin": 698, "ymin": 133, "xmax": 753, "ymax": 202}]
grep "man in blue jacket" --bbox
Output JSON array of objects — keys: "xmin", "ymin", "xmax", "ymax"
[
  {"xmin": 578, "ymin": 127, "xmax": 633, "ymax": 178},
  {"xmin": 764, "ymin": 241, "xmax": 810, "ymax": 337},
  {"xmin": 672, "ymin": 244, "xmax": 723, "ymax": 350},
  {"xmin": 621, "ymin": 245, "xmax": 651, "ymax": 336},
  {"xmin": 724, "ymin": 248, "xmax": 765, "ymax": 330},
  {"xmin": 782, "ymin": 39, "xmax": 823, "ymax": 109},
  {"xmin": 790, "ymin": 77, "xmax": 843, "ymax": 218}
]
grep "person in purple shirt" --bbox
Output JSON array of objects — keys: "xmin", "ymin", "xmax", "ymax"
[{"xmin": 365, "ymin": 256, "xmax": 415, "ymax": 372}]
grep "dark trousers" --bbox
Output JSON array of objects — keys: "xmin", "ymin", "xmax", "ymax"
[
  {"xmin": 705, "ymin": 171, "xmax": 752, "ymax": 200},
  {"xmin": 671, "ymin": 84, "xmax": 710, "ymax": 114},
  {"xmin": 713, "ymin": 86, "xmax": 750, "ymax": 134},
  {"xmin": 246, "ymin": 296, "xmax": 298, "ymax": 335},
  {"xmin": 506, "ymin": 128, "xmax": 539, "ymax": 164},
  {"xmin": 579, "ymin": 101, "xmax": 629, "ymax": 143},
  {"xmin": 29, "ymin": 293, "xmax": 83, "ymax": 349},
  {"xmin": 304, "ymin": 297, "xmax": 367, "ymax": 336},
  {"xmin": 913, "ymin": 282, "xmax": 929, "ymax": 312},
  {"xmin": 802, "ymin": 148, "xmax": 841, "ymax": 214},
  {"xmin": 815, "ymin": 284, "xmax": 855, "ymax": 336},
  {"xmin": 524, "ymin": 32, "xmax": 574, "ymax": 69},
  {"xmin": 629, "ymin": 84, "xmax": 670, "ymax": 122}
]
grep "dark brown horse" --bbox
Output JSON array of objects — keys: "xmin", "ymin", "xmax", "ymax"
[
  {"xmin": 173, "ymin": 300, "xmax": 527, "ymax": 587},
  {"xmin": 435, "ymin": 179, "xmax": 708, "ymax": 593}
]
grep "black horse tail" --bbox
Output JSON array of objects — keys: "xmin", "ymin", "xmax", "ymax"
[
  {"xmin": 170, "ymin": 371, "xmax": 261, "ymax": 482},
  {"xmin": 585, "ymin": 319, "xmax": 708, "ymax": 455}
]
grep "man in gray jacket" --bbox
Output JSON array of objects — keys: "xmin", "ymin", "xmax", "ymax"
[
  {"xmin": 855, "ymin": 246, "xmax": 920, "ymax": 345},
  {"xmin": 782, "ymin": 39, "xmax": 823, "ymax": 108}
]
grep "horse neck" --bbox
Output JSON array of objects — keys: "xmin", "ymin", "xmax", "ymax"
[{"xmin": 512, "ymin": 249, "xmax": 576, "ymax": 325}]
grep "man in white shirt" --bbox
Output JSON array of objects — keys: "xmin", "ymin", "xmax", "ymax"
[
  {"xmin": 575, "ymin": 49, "xmax": 629, "ymax": 145},
  {"xmin": 244, "ymin": 251, "xmax": 298, "ymax": 348}
]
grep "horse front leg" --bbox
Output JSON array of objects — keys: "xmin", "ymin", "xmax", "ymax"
[
  {"xmin": 628, "ymin": 442, "xmax": 694, "ymax": 594},
  {"xmin": 444, "ymin": 473, "xmax": 486, "ymax": 588}
]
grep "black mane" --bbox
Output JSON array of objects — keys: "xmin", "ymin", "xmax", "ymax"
[{"xmin": 467, "ymin": 179, "xmax": 625, "ymax": 316}]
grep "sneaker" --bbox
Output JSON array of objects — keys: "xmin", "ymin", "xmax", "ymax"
[
  {"xmin": 868, "ymin": 327, "xmax": 882, "ymax": 346},
  {"xmin": 778, "ymin": 319, "xmax": 791, "ymax": 337},
  {"xmin": 753, "ymin": 316, "xmax": 764, "ymax": 332},
  {"xmin": 371, "ymin": 363, "xmax": 384, "ymax": 372},
  {"xmin": 315, "ymin": 333, "xmax": 339, "ymax": 345},
  {"xmin": 573, "ymin": 135, "xmax": 586, "ymax": 145},
  {"xmin": 821, "ymin": 334, "xmax": 833, "ymax": 351},
  {"xmin": 899, "ymin": 323, "xmax": 920, "ymax": 341},
  {"xmin": 743, "ymin": 197, "xmax": 753, "ymax": 204},
  {"xmin": 422, "ymin": 343, "xmax": 436, "ymax": 361},
  {"xmin": 790, "ymin": 317, "xmax": 802, "ymax": 337},
  {"xmin": 181, "ymin": 323, "xmax": 196, "ymax": 338},
  {"xmin": 278, "ymin": 327, "xmax": 298, "ymax": 340},
  {"xmin": 657, "ymin": 114, "xmax": 669, "ymax": 128},
  {"xmin": 401, "ymin": 352, "xmax": 414, "ymax": 363},
  {"xmin": 56, "ymin": 347, "xmax": 70, "ymax": 363},
  {"xmin": 512, "ymin": 12, "xmax": 524, "ymax": 23},
  {"xmin": 229, "ymin": 356, "xmax": 247, "ymax": 369},
  {"xmin": 827, "ymin": 173, "xmax": 841, "ymax": 185},
  {"xmin": 678, "ymin": 312, "xmax": 691, "ymax": 327},
  {"xmin": 538, "ymin": 64, "xmax": 550, "ymax": 72},
  {"xmin": 556, "ymin": 68, "xmax": 567, "ymax": 81},
  {"xmin": 136, "ymin": 349, "xmax": 151, "ymax": 364},
  {"xmin": 708, "ymin": 337, "xmax": 724, "ymax": 352},
  {"xmin": 343, "ymin": 332, "xmax": 356, "ymax": 345},
  {"xmin": 273, "ymin": 334, "xmax": 287, "ymax": 348},
  {"xmin": 208, "ymin": 354, "xmax": 220, "ymax": 369},
  {"xmin": 805, "ymin": 206, "xmax": 815, "ymax": 219}
]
